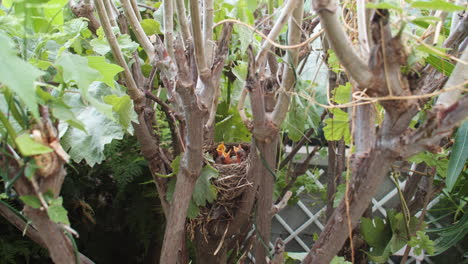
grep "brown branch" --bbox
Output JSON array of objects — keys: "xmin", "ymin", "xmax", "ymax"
[
  {"xmin": 69, "ymin": 0, "xmax": 101, "ymax": 34},
  {"xmin": 2, "ymin": 201, "xmax": 98, "ymax": 264},
  {"xmin": 276, "ymin": 145, "xmax": 320, "ymax": 204},
  {"xmin": 271, "ymin": 191, "xmax": 292, "ymax": 216},
  {"xmin": 279, "ymin": 129, "xmax": 314, "ymax": 170},
  {"xmin": 160, "ymin": 39, "xmax": 205, "ymax": 264},
  {"xmin": 313, "ymin": 0, "xmax": 372, "ymax": 87},
  {"xmin": 145, "ymin": 90, "xmax": 185, "ymax": 154}
]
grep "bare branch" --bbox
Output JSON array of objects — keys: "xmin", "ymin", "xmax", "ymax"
[
  {"xmin": 175, "ymin": 0, "xmax": 191, "ymax": 43},
  {"xmin": 129, "ymin": 0, "xmax": 142, "ymax": 21},
  {"xmin": 279, "ymin": 128, "xmax": 315, "ymax": 169},
  {"xmin": 271, "ymin": 1, "xmax": 304, "ymax": 126},
  {"xmin": 313, "ymin": 0, "xmax": 372, "ymax": 87},
  {"xmin": 103, "ymin": 0, "xmax": 117, "ymax": 27},
  {"xmin": 121, "ymin": 0, "xmax": 155, "ymax": 60},
  {"xmin": 164, "ymin": 0, "xmax": 175, "ymax": 58},
  {"xmin": 271, "ymin": 191, "xmax": 292, "ymax": 216},
  {"xmin": 238, "ymin": 88, "xmax": 251, "ymax": 127},
  {"xmin": 256, "ymin": 0, "xmax": 299, "ymax": 69},
  {"xmin": 203, "ymin": 0, "xmax": 214, "ymax": 42},
  {"xmin": 356, "ymin": 0, "xmax": 370, "ymax": 55}
]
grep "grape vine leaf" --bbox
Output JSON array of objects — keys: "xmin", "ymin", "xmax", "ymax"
[
  {"xmin": 192, "ymin": 164, "xmax": 218, "ymax": 207},
  {"xmin": 61, "ymin": 92, "xmax": 124, "ymax": 166},
  {"xmin": 103, "ymin": 94, "xmax": 136, "ymax": 133},
  {"xmin": 15, "ymin": 133, "xmax": 53, "ymax": 156},
  {"xmin": 323, "ymin": 108, "xmax": 351, "ymax": 144},
  {"xmin": 0, "ymin": 33, "xmax": 43, "ymax": 119},
  {"xmin": 87, "ymin": 56, "xmax": 123, "ymax": 89},
  {"xmin": 56, "ymin": 53, "xmax": 101, "ymax": 100},
  {"xmin": 47, "ymin": 197, "xmax": 70, "ymax": 225},
  {"xmin": 20, "ymin": 195, "xmax": 42, "ymax": 209}
]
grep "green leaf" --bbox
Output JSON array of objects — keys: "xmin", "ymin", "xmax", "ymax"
[
  {"xmin": 20, "ymin": 195, "xmax": 42, "ymax": 209},
  {"xmin": 61, "ymin": 92, "xmax": 124, "ymax": 166},
  {"xmin": 103, "ymin": 95, "xmax": 136, "ymax": 132},
  {"xmin": 361, "ymin": 217, "xmax": 392, "ymax": 249},
  {"xmin": 47, "ymin": 197, "xmax": 70, "ymax": 225},
  {"xmin": 51, "ymin": 102, "xmax": 86, "ymax": 131},
  {"xmin": 215, "ymin": 101, "xmax": 251, "ymax": 142},
  {"xmin": 90, "ymin": 38, "xmax": 111, "ymax": 55},
  {"xmin": 87, "ymin": 56, "xmax": 123, "ymax": 89},
  {"xmin": 24, "ymin": 160, "xmax": 39, "ymax": 180},
  {"xmin": 284, "ymin": 96, "xmax": 308, "ymax": 141},
  {"xmin": 408, "ymin": 231, "xmax": 435, "ymax": 255},
  {"xmin": 323, "ymin": 108, "xmax": 351, "ymax": 144},
  {"xmin": 330, "ymin": 256, "xmax": 352, "ymax": 264},
  {"xmin": 140, "ymin": 19, "xmax": 162, "ymax": 35},
  {"xmin": 333, "ymin": 184, "xmax": 346, "ymax": 207},
  {"xmin": 411, "ymin": 0, "xmax": 465, "ymax": 12},
  {"xmin": 43, "ymin": 0, "xmax": 68, "ymax": 26},
  {"xmin": 430, "ymin": 213, "xmax": 468, "ymax": 255},
  {"xmin": 408, "ymin": 151, "xmax": 448, "ymax": 178},
  {"xmin": 446, "ymin": 121, "xmax": 468, "ymax": 192},
  {"xmin": 15, "ymin": 134, "xmax": 53, "ymax": 156},
  {"xmin": 56, "ymin": 53, "xmax": 101, "ymax": 100},
  {"xmin": 425, "ymin": 55, "xmax": 454, "ymax": 76},
  {"xmin": 327, "ymin": 49, "xmax": 343, "ymax": 73},
  {"xmin": 187, "ymin": 199, "xmax": 200, "ymax": 219},
  {"xmin": 0, "ymin": 33, "xmax": 43, "ymax": 119},
  {"xmin": 332, "ymin": 82, "xmax": 351, "ymax": 104},
  {"xmin": 192, "ymin": 164, "xmax": 219, "ymax": 207}
]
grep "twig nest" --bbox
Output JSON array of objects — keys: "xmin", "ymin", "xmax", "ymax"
[{"xmin": 209, "ymin": 142, "xmax": 251, "ymax": 202}]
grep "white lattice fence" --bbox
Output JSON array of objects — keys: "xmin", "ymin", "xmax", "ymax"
[{"xmin": 269, "ymin": 169, "xmax": 443, "ymax": 263}]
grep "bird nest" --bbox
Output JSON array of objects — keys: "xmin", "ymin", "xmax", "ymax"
[
  {"xmin": 209, "ymin": 142, "xmax": 251, "ymax": 202},
  {"xmin": 188, "ymin": 142, "xmax": 252, "ymax": 234}
]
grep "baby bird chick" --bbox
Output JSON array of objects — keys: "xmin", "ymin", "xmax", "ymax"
[
  {"xmin": 222, "ymin": 149, "xmax": 233, "ymax": 164},
  {"xmin": 215, "ymin": 143, "xmax": 227, "ymax": 164},
  {"xmin": 233, "ymin": 145, "xmax": 246, "ymax": 163}
]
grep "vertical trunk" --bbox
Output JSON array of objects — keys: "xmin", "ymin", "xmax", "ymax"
[{"xmin": 254, "ymin": 137, "xmax": 279, "ymax": 264}]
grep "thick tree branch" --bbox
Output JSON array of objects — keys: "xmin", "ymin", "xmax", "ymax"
[
  {"xmin": 160, "ymin": 39, "xmax": 205, "ymax": 264},
  {"xmin": 0, "ymin": 190, "xmax": 97, "ymax": 263},
  {"xmin": 313, "ymin": 0, "xmax": 372, "ymax": 87}
]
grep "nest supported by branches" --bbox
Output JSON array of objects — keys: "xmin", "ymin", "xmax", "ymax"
[{"xmin": 188, "ymin": 142, "xmax": 252, "ymax": 237}]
